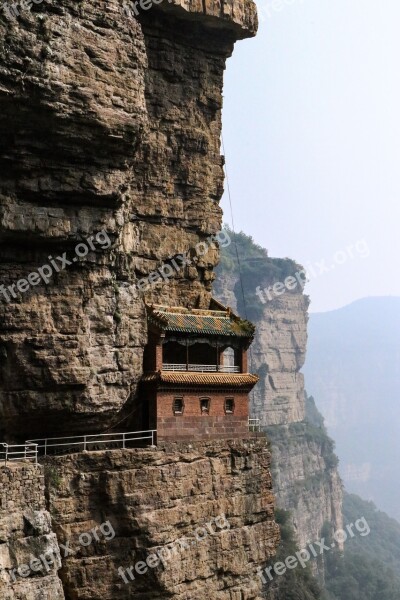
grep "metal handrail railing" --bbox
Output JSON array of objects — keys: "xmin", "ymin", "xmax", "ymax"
[
  {"xmin": 0, "ymin": 443, "xmax": 38, "ymax": 466},
  {"xmin": 163, "ymin": 364, "xmax": 240, "ymax": 373},
  {"xmin": 27, "ymin": 430, "xmax": 157, "ymax": 457}
]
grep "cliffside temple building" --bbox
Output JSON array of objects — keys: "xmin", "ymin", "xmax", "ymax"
[{"xmin": 141, "ymin": 299, "xmax": 259, "ymax": 440}]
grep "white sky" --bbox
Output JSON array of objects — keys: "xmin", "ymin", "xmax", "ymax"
[{"xmin": 221, "ymin": 0, "xmax": 400, "ymax": 312}]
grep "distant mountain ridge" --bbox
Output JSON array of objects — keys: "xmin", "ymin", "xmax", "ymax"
[{"xmin": 304, "ymin": 296, "xmax": 400, "ymax": 521}]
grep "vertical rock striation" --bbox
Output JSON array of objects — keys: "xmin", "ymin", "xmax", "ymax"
[{"xmin": 250, "ymin": 292, "xmax": 309, "ymax": 427}]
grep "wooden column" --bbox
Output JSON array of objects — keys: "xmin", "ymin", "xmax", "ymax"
[
  {"xmin": 155, "ymin": 334, "xmax": 165, "ymax": 371},
  {"xmin": 241, "ymin": 348, "xmax": 248, "ymax": 373}
]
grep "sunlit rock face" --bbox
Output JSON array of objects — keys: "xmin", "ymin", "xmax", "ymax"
[
  {"xmin": 44, "ymin": 441, "xmax": 279, "ymax": 600},
  {"xmin": 0, "ymin": 0, "xmax": 257, "ymax": 440}
]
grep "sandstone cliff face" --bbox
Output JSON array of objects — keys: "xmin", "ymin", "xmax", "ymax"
[
  {"xmin": 250, "ymin": 292, "xmax": 308, "ymax": 427},
  {"xmin": 0, "ymin": 442, "xmax": 279, "ymax": 600},
  {"xmin": 215, "ymin": 266, "xmax": 309, "ymax": 427},
  {"xmin": 268, "ymin": 423, "xmax": 343, "ymax": 553},
  {"xmin": 0, "ymin": 463, "xmax": 64, "ymax": 600},
  {"xmin": 215, "ymin": 256, "xmax": 343, "ymax": 575},
  {"xmin": 44, "ymin": 441, "xmax": 279, "ymax": 599},
  {"xmin": 0, "ymin": 5, "xmax": 282, "ymax": 600},
  {"xmin": 0, "ymin": 0, "xmax": 257, "ymax": 440}
]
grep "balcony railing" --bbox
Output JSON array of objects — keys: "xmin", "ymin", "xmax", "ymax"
[
  {"xmin": 163, "ymin": 364, "xmax": 240, "ymax": 373},
  {"xmin": 1, "ymin": 443, "xmax": 38, "ymax": 466}
]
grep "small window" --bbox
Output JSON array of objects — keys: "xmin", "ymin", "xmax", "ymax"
[
  {"xmin": 200, "ymin": 397, "xmax": 210, "ymax": 414},
  {"xmin": 173, "ymin": 397, "xmax": 184, "ymax": 415},
  {"xmin": 225, "ymin": 398, "xmax": 235, "ymax": 414}
]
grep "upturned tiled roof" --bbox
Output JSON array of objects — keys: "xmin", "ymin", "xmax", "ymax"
[
  {"xmin": 146, "ymin": 300, "xmax": 255, "ymax": 338},
  {"xmin": 142, "ymin": 371, "xmax": 259, "ymax": 388}
]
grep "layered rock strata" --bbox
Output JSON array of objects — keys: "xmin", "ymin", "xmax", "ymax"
[
  {"xmin": 44, "ymin": 440, "xmax": 279, "ymax": 599},
  {"xmin": 0, "ymin": 4, "xmax": 283, "ymax": 600},
  {"xmin": 0, "ymin": 0, "xmax": 257, "ymax": 440}
]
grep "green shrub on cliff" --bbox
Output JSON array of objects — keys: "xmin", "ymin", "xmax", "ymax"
[{"xmin": 215, "ymin": 227, "xmax": 301, "ymax": 320}]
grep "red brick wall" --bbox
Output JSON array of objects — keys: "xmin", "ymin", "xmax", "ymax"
[{"xmin": 155, "ymin": 391, "xmax": 250, "ymax": 441}]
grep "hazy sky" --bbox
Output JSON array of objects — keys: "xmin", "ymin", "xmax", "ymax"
[{"xmin": 221, "ymin": 0, "xmax": 400, "ymax": 312}]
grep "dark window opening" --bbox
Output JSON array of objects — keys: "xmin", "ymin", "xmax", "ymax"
[
  {"xmin": 200, "ymin": 397, "xmax": 210, "ymax": 414},
  {"xmin": 225, "ymin": 398, "xmax": 235, "ymax": 414},
  {"xmin": 190, "ymin": 343, "xmax": 217, "ymax": 366},
  {"xmin": 173, "ymin": 397, "xmax": 184, "ymax": 415},
  {"xmin": 163, "ymin": 342, "xmax": 187, "ymax": 365}
]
